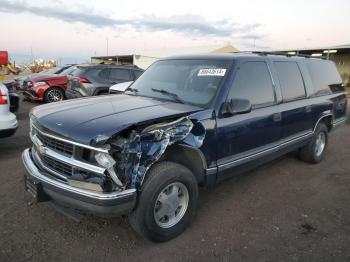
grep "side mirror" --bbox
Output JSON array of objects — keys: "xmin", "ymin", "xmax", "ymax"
[{"xmin": 221, "ymin": 98, "xmax": 252, "ymax": 116}]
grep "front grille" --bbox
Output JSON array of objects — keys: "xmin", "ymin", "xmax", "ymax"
[
  {"xmin": 30, "ymin": 119, "xmax": 105, "ymax": 183},
  {"xmin": 23, "ymin": 80, "xmax": 32, "ymax": 89},
  {"xmin": 40, "ymin": 154, "xmax": 73, "ymax": 177},
  {"xmin": 33, "ymin": 126, "xmax": 74, "ymax": 156}
]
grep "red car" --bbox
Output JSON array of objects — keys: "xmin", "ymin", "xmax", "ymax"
[{"xmin": 23, "ymin": 66, "xmax": 76, "ymax": 103}]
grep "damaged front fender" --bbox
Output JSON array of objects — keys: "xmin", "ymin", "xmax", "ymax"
[{"xmin": 109, "ymin": 116, "xmax": 206, "ymax": 189}]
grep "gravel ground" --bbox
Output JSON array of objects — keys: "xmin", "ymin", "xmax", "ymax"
[{"xmin": 0, "ymin": 99, "xmax": 349, "ymax": 262}]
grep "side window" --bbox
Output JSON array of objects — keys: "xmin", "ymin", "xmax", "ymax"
[
  {"xmin": 109, "ymin": 69, "xmax": 132, "ymax": 81},
  {"xmin": 306, "ymin": 60, "xmax": 342, "ymax": 96},
  {"xmin": 98, "ymin": 69, "xmax": 110, "ymax": 79},
  {"xmin": 274, "ymin": 62, "xmax": 306, "ymax": 101},
  {"xmin": 228, "ymin": 61, "xmax": 275, "ymax": 107}
]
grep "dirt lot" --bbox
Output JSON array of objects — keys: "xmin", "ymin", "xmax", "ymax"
[{"xmin": 0, "ymin": 99, "xmax": 349, "ymax": 262}]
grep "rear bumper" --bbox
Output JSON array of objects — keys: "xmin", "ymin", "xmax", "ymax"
[
  {"xmin": 0, "ymin": 127, "xmax": 17, "ymax": 138},
  {"xmin": 22, "ymin": 148, "xmax": 137, "ymax": 217},
  {"xmin": 65, "ymin": 89, "xmax": 84, "ymax": 99},
  {"xmin": 0, "ymin": 112, "xmax": 18, "ymax": 138},
  {"xmin": 332, "ymin": 117, "xmax": 347, "ymax": 130}
]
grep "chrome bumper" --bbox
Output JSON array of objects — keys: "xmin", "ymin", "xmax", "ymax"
[{"xmin": 22, "ymin": 148, "xmax": 137, "ymax": 217}]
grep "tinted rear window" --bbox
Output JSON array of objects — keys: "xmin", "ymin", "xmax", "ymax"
[
  {"xmin": 275, "ymin": 62, "xmax": 306, "ymax": 101},
  {"xmin": 306, "ymin": 60, "xmax": 342, "ymax": 96},
  {"xmin": 228, "ymin": 61, "xmax": 275, "ymax": 107},
  {"xmin": 109, "ymin": 69, "xmax": 132, "ymax": 81}
]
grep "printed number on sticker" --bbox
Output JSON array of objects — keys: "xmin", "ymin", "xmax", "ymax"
[{"xmin": 198, "ymin": 68, "xmax": 226, "ymax": 76}]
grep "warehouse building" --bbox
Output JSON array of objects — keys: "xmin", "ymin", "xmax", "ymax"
[{"xmin": 91, "ymin": 44, "xmax": 239, "ymax": 69}]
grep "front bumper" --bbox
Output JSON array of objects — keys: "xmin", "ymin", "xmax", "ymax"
[
  {"xmin": 23, "ymin": 90, "xmax": 43, "ymax": 101},
  {"xmin": 22, "ymin": 148, "xmax": 137, "ymax": 217}
]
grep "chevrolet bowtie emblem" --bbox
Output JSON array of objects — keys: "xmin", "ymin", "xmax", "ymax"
[{"xmin": 38, "ymin": 145, "xmax": 47, "ymax": 155}]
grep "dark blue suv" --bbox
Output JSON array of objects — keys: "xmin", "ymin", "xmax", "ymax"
[{"xmin": 23, "ymin": 53, "xmax": 347, "ymax": 241}]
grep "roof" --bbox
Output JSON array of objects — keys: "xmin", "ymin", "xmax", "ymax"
[{"xmin": 160, "ymin": 52, "xmax": 320, "ymax": 61}]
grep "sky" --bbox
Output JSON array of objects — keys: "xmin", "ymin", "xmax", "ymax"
[{"xmin": 0, "ymin": 0, "xmax": 349, "ymax": 64}]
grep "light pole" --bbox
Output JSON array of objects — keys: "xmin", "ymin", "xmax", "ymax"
[{"xmin": 106, "ymin": 38, "xmax": 109, "ymax": 56}]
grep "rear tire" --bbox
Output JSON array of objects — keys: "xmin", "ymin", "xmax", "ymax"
[
  {"xmin": 44, "ymin": 87, "xmax": 64, "ymax": 103},
  {"xmin": 129, "ymin": 161, "xmax": 198, "ymax": 242},
  {"xmin": 299, "ymin": 122, "xmax": 328, "ymax": 164}
]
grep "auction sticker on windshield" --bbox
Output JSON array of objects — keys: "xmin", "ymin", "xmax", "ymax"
[{"xmin": 198, "ymin": 68, "xmax": 226, "ymax": 76}]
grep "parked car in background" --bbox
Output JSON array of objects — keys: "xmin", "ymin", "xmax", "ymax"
[
  {"xmin": 0, "ymin": 83, "xmax": 18, "ymax": 138},
  {"xmin": 2, "ymin": 80, "xmax": 20, "ymax": 112},
  {"xmin": 65, "ymin": 64, "xmax": 143, "ymax": 99},
  {"xmin": 109, "ymin": 81, "xmax": 133, "ymax": 94},
  {"xmin": 23, "ymin": 54, "xmax": 347, "ymax": 241},
  {"xmin": 16, "ymin": 64, "xmax": 76, "ymax": 90},
  {"xmin": 23, "ymin": 66, "xmax": 77, "ymax": 103}
]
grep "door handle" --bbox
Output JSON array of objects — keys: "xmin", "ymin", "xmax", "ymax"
[
  {"xmin": 272, "ymin": 113, "xmax": 282, "ymax": 122},
  {"xmin": 305, "ymin": 105, "xmax": 312, "ymax": 113}
]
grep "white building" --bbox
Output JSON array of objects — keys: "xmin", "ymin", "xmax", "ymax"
[{"xmin": 91, "ymin": 44, "xmax": 239, "ymax": 69}]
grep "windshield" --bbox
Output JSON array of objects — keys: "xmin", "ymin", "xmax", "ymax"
[{"xmin": 128, "ymin": 59, "xmax": 231, "ymax": 107}]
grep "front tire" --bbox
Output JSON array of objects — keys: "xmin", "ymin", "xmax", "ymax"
[
  {"xmin": 299, "ymin": 122, "xmax": 328, "ymax": 164},
  {"xmin": 129, "ymin": 161, "xmax": 198, "ymax": 242},
  {"xmin": 44, "ymin": 87, "xmax": 64, "ymax": 103}
]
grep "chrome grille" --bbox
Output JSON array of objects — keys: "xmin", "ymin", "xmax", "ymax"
[
  {"xmin": 30, "ymin": 118, "xmax": 107, "ymax": 182},
  {"xmin": 32, "ymin": 125, "xmax": 74, "ymax": 156},
  {"xmin": 40, "ymin": 155, "xmax": 73, "ymax": 177},
  {"xmin": 36, "ymin": 131, "xmax": 74, "ymax": 156}
]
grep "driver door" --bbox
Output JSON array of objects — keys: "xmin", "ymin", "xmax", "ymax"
[{"xmin": 215, "ymin": 61, "xmax": 282, "ymax": 176}]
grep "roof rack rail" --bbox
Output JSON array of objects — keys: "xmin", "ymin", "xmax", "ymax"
[
  {"xmin": 236, "ymin": 51, "xmax": 326, "ymax": 59},
  {"xmin": 255, "ymin": 51, "xmax": 328, "ymax": 60}
]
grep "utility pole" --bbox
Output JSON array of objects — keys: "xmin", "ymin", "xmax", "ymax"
[
  {"xmin": 30, "ymin": 46, "xmax": 33, "ymax": 63},
  {"xmin": 106, "ymin": 38, "xmax": 109, "ymax": 56}
]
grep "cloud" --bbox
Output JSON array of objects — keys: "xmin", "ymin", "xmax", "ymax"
[{"xmin": 0, "ymin": 0, "xmax": 261, "ymax": 37}]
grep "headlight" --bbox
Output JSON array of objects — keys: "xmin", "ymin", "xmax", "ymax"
[
  {"xmin": 95, "ymin": 152, "xmax": 123, "ymax": 188},
  {"xmin": 33, "ymin": 81, "xmax": 47, "ymax": 88},
  {"xmin": 95, "ymin": 152, "xmax": 116, "ymax": 169}
]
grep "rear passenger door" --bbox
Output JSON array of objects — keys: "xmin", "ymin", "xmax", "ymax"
[
  {"xmin": 216, "ymin": 61, "xmax": 282, "ymax": 174},
  {"xmin": 273, "ymin": 61, "xmax": 314, "ymax": 146}
]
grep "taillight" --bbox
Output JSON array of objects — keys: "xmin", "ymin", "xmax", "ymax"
[
  {"xmin": 76, "ymin": 77, "xmax": 90, "ymax": 83},
  {"xmin": 0, "ymin": 89, "xmax": 8, "ymax": 105}
]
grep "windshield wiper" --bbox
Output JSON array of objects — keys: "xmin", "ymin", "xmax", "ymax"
[
  {"xmin": 151, "ymin": 88, "xmax": 185, "ymax": 104},
  {"xmin": 125, "ymin": 87, "xmax": 139, "ymax": 93}
]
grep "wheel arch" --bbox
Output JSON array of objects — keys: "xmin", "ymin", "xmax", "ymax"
[
  {"xmin": 93, "ymin": 86, "xmax": 109, "ymax": 95},
  {"xmin": 159, "ymin": 144, "xmax": 207, "ymax": 186},
  {"xmin": 313, "ymin": 113, "xmax": 333, "ymax": 132}
]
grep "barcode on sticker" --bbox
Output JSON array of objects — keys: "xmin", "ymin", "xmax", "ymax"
[{"xmin": 198, "ymin": 68, "xmax": 226, "ymax": 76}]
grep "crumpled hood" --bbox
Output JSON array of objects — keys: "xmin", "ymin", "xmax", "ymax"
[{"xmin": 31, "ymin": 94, "xmax": 203, "ymax": 145}]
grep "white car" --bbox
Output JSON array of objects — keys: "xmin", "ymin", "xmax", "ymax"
[
  {"xmin": 109, "ymin": 81, "xmax": 133, "ymax": 94},
  {"xmin": 0, "ymin": 83, "xmax": 18, "ymax": 138}
]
